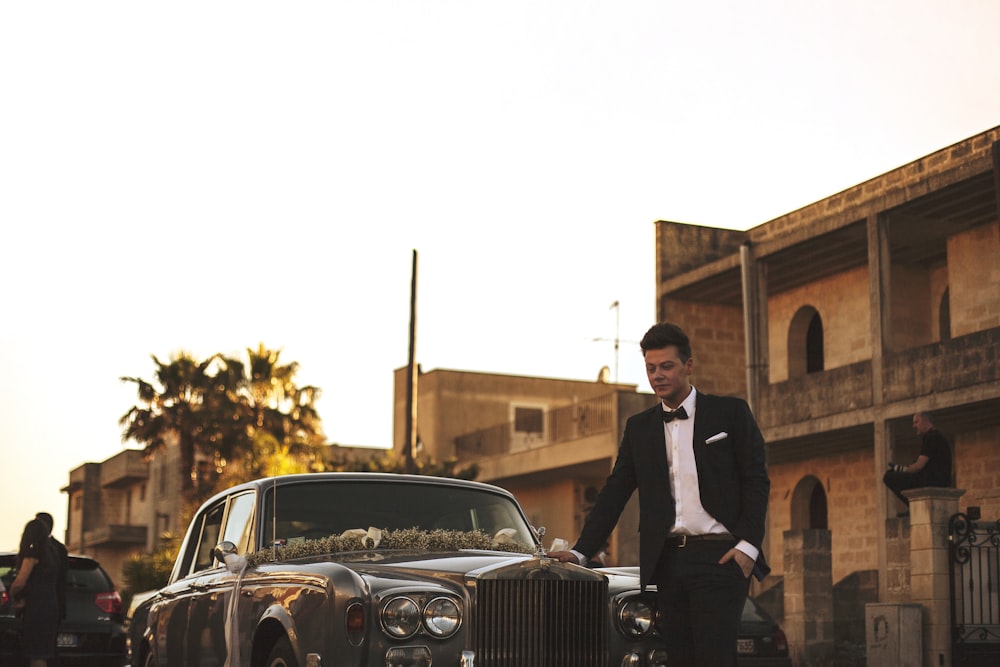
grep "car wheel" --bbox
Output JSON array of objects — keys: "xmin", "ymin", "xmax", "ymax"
[{"xmin": 265, "ymin": 636, "xmax": 298, "ymax": 667}]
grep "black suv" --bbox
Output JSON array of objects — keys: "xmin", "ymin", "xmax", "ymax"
[{"xmin": 0, "ymin": 551, "xmax": 126, "ymax": 666}]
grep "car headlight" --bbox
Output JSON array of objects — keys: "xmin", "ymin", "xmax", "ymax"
[
  {"xmin": 381, "ymin": 596, "xmax": 421, "ymax": 639},
  {"xmin": 618, "ymin": 597, "xmax": 654, "ymax": 638},
  {"xmin": 423, "ymin": 596, "xmax": 461, "ymax": 637}
]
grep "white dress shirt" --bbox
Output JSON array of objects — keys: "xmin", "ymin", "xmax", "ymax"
[
  {"xmin": 570, "ymin": 387, "xmax": 759, "ymax": 566},
  {"xmin": 665, "ymin": 387, "xmax": 758, "ymax": 563}
]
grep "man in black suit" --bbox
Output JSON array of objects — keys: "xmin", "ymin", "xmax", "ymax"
[{"xmin": 549, "ymin": 322, "xmax": 770, "ymax": 666}]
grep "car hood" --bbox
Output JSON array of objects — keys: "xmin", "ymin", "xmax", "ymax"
[{"xmin": 264, "ymin": 549, "xmax": 643, "ymax": 594}]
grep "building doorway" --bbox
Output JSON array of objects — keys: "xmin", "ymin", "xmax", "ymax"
[{"xmin": 791, "ymin": 475, "xmax": 828, "ymax": 530}]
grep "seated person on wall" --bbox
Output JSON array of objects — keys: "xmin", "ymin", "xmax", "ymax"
[{"xmin": 883, "ymin": 411, "xmax": 953, "ymax": 514}]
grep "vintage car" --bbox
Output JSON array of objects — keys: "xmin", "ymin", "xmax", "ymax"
[{"xmin": 129, "ymin": 473, "xmax": 668, "ymax": 667}]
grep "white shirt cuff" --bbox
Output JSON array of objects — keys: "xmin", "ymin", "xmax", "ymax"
[{"xmin": 735, "ymin": 540, "xmax": 759, "ymax": 563}]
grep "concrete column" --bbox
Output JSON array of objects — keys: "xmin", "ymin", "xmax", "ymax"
[
  {"xmin": 883, "ymin": 516, "xmax": 911, "ymax": 603},
  {"xmin": 783, "ymin": 528, "xmax": 834, "ymax": 666},
  {"xmin": 903, "ymin": 486, "xmax": 965, "ymax": 667},
  {"xmin": 875, "ymin": 419, "xmax": 896, "ymax": 601},
  {"xmin": 867, "ymin": 213, "xmax": 895, "ymax": 602},
  {"xmin": 738, "ymin": 240, "xmax": 769, "ymax": 414}
]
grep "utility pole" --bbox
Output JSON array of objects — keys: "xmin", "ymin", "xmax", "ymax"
[{"xmin": 404, "ymin": 249, "xmax": 419, "ymax": 474}]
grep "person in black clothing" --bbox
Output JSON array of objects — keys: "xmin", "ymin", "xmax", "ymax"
[
  {"xmin": 9, "ymin": 514, "xmax": 61, "ymax": 667},
  {"xmin": 35, "ymin": 512, "xmax": 69, "ymax": 622},
  {"xmin": 883, "ymin": 411, "xmax": 953, "ymax": 512}
]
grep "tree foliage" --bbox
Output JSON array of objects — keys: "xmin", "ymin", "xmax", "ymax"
[
  {"xmin": 119, "ymin": 344, "xmax": 326, "ymax": 503},
  {"xmin": 120, "ymin": 533, "xmax": 180, "ymax": 611},
  {"xmin": 324, "ymin": 447, "xmax": 479, "ymax": 480}
]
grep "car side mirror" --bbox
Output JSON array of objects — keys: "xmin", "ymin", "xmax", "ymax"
[{"xmin": 212, "ymin": 541, "xmax": 238, "ymax": 565}]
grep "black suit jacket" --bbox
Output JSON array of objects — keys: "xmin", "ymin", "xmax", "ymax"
[{"xmin": 573, "ymin": 391, "xmax": 770, "ymax": 587}]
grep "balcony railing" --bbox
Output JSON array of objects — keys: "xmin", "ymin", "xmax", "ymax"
[
  {"xmin": 101, "ymin": 449, "xmax": 148, "ymax": 488},
  {"xmin": 757, "ymin": 360, "xmax": 873, "ymax": 428},
  {"xmin": 455, "ymin": 394, "xmax": 616, "ymax": 458},
  {"xmin": 756, "ymin": 325, "xmax": 999, "ymax": 429},
  {"xmin": 84, "ymin": 524, "xmax": 148, "ymax": 547},
  {"xmin": 884, "ymin": 327, "xmax": 1000, "ymax": 403}
]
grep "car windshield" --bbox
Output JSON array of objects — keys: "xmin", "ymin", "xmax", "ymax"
[{"xmin": 260, "ymin": 480, "xmax": 537, "ymax": 550}]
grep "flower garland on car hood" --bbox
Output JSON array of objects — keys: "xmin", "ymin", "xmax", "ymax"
[{"xmin": 246, "ymin": 527, "xmax": 534, "ymax": 567}]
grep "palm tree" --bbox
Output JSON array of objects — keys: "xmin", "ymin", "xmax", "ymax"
[
  {"xmin": 119, "ymin": 353, "xmax": 222, "ymax": 495},
  {"xmin": 217, "ymin": 344, "xmax": 326, "ymax": 483},
  {"xmin": 120, "ymin": 345, "xmax": 326, "ymax": 502}
]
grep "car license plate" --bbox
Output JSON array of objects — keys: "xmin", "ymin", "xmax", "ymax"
[
  {"xmin": 56, "ymin": 633, "xmax": 78, "ymax": 648},
  {"xmin": 736, "ymin": 638, "xmax": 755, "ymax": 654}
]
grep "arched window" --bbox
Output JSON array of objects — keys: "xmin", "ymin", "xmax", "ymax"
[
  {"xmin": 939, "ymin": 288, "xmax": 951, "ymax": 342},
  {"xmin": 806, "ymin": 312, "xmax": 824, "ymax": 373},
  {"xmin": 791, "ymin": 475, "xmax": 828, "ymax": 530},
  {"xmin": 788, "ymin": 306, "xmax": 824, "ymax": 377}
]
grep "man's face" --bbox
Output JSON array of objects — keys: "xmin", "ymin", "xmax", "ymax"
[
  {"xmin": 644, "ymin": 345, "xmax": 693, "ymax": 408},
  {"xmin": 913, "ymin": 413, "xmax": 930, "ymax": 435}
]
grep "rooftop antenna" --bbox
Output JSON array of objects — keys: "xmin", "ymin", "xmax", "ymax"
[
  {"xmin": 593, "ymin": 301, "xmax": 622, "ymax": 383},
  {"xmin": 610, "ymin": 300, "xmax": 619, "ymax": 382}
]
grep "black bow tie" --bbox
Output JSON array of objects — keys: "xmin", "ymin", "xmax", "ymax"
[{"xmin": 662, "ymin": 406, "xmax": 689, "ymax": 423}]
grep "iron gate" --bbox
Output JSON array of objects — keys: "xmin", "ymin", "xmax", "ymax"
[{"xmin": 949, "ymin": 513, "xmax": 1000, "ymax": 666}]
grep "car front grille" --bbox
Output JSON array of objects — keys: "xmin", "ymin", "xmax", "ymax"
[{"xmin": 473, "ymin": 570, "xmax": 608, "ymax": 666}]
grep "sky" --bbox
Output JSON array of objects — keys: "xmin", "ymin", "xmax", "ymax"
[{"xmin": 2, "ymin": 1, "xmax": 999, "ymax": 551}]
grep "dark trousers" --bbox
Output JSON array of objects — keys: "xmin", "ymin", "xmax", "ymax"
[
  {"xmin": 653, "ymin": 539, "xmax": 750, "ymax": 667},
  {"xmin": 883, "ymin": 470, "xmax": 948, "ymax": 506}
]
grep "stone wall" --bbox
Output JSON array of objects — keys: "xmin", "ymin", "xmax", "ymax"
[
  {"xmin": 757, "ymin": 360, "xmax": 872, "ymax": 426},
  {"xmin": 783, "ymin": 529, "xmax": 834, "ymax": 666},
  {"xmin": 883, "ymin": 517, "xmax": 911, "ymax": 603},
  {"xmin": 766, "ymin": 448, "xmax": 880, "ymax": 584},
  {"xmin": 949, "ymin": 220, "xmax": 1000, "ymax": 336},
  {"xmin": 890, "ymin": 263, "xmax": 934, "ymax": 350},
  {"xmin": 767, "ymin": 265, "xmax": 871, "ymax": 383},
  {"xmin": 659, "ymin": 298, "xmax": 746, "ymax": 398},
  {"xmin": 955, "ymin": 423, "xmax": 1000, "ymax": 513},
  {"xmin": 883, "ymin": 327, "xmax": 1000, "ymax": 403},
  {"xmin": 654, "ymin": 222, "xmax": 746, "ymax": 280}
]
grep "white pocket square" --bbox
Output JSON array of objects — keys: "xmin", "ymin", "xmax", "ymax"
[{"xmin": 706, "ymin": 432, "xmax": 729, "ymax": 444}]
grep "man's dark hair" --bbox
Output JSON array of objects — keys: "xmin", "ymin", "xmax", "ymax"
[
  {"xmin": 36, "ymin": 512, "xmax": 54, "ymax": 534},
  {"xmin": 640, "ymin": 323, "xmax": 692, "ymax": 361}
]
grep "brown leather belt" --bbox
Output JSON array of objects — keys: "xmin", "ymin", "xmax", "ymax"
[{"xmin": 665, "ymin": 534, "xmax": 734, "ymax": 549}]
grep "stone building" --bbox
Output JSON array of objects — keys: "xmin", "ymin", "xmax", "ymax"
[
  {"xmin": 63, "ymin": 450, "xmax": 154, "ymax": 592},
  {"xmin": 652, "ymin": 128, "xmax": 999, "ymax": 571},
  {"xmin": 392, "ymin": 366, "xmax": 656, "ymax": 564},
  {"xmin": 396, "ymin": 126, "xmax": 1000, "ymax": 665},
  {"xmin": 651, "ymin": 125, "xmax": 1000, "ymax": 664}
]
